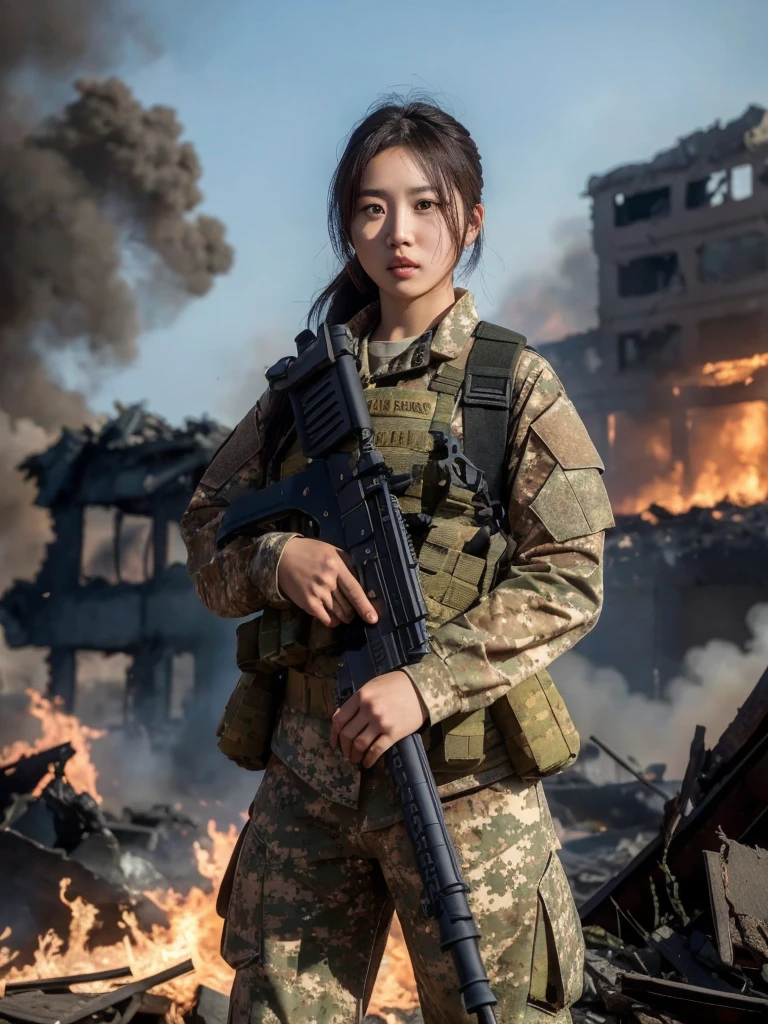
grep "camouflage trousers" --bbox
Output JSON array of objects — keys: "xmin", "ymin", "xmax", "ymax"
[{"xmin": 222, "ymin": 756, "xmax": 583, "ymax": 1024}]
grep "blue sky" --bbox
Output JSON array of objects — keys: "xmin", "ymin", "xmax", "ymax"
[{"xmin": 73, "ymin": 0, "xmax": 768, "ymax": 427}]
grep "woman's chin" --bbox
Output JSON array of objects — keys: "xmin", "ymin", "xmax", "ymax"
[{"xmin": 377, "ymin": 277, "xmax": 434, "ymax": 302}]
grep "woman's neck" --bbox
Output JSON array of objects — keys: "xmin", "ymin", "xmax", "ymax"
[{"xmin": 370, "ymin": 278, "xmax": 457, "ymax": 343}]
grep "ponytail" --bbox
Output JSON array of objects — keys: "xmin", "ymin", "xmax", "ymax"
[{"xmin": 308, "ymin": 256, "xmax": 379, "ymax": 328}]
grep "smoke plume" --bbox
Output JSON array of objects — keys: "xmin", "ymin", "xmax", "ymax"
[
  {"xmin": 0, "ymin": 3, "xmax": 233, "ymax": 691},
  {"xmin": 550, "ymin": 602, "xmax": 768, "ymax": 780},
  {"xmin": 495, "ymin": 217, "xmax": 597, "ymax": 344}
]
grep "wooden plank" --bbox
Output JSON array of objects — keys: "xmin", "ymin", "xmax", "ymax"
[
  {"xmin": 703, "ymin": 849, "xmax": 734, "ymax": 966},
  {"xmin": 4, "ymin": 968, "xmax": 132, "ymax": 995},
  {"xmin": 620, "ymin": 971, "xmax": 768, "ymax": 1023},
  {"xmin": 0, "ymin": 992, "xmax": 95, "ymax": 1024},
  {"xmin": 58, "ymin": 959, "xmax": 194, "ymax": 1024}
]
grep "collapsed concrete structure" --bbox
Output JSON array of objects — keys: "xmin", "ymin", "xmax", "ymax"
[
  {"xmin": 0, "ymin": 405, "xmax": 234, "ymax": 724},
  {"xmin": 538, "ymin": 105, "xmax": 768, "ymax": 689}
]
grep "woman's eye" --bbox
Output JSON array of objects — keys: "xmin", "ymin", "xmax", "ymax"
[
  {"xmin": 416, "ymin": 199, "xmax": 438, "ymax": 211},
  {"xmin": 362, "ymin": 203, "xmax": 383, "ymax": 214}
]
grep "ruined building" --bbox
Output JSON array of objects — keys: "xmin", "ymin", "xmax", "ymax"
[
  {"xmin": 0, "ymin": 406, "xmax": 234, "ymax": 724},
  {"xmin": 539, "ymin": 105, "xmax": 768, "ymax": 689}
]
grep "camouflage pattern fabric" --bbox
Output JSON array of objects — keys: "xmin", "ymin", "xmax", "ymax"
[
  {"xmin": 180, "ymin": 287, "xmax": 610, "ymax": 1017},
  {"xmin": 180, "ymin": 288, "xmax": 611, "ymax": 818},
  {"xmin": 223, "ymin": 756, "xmax": 582, "ymax": 1024}
]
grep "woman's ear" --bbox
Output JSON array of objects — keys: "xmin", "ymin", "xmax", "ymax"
[{"xmin": 464, "ymin": 203, "xmax": 485, "ymax": 247}]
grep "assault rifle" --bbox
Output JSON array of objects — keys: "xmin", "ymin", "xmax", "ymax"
[{"xmin": 216, "ymin": 323, "xmax": 498, "ymax": 1022}]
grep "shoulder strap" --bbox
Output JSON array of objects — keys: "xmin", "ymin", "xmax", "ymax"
[{"xmin": 462, "ymin": 321, "xmax": 527, "ymax": 504}]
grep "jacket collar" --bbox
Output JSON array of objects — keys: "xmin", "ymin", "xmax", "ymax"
[{"xmin": 344, "ymin": 288, "xmax": 479, "ymax": 381}]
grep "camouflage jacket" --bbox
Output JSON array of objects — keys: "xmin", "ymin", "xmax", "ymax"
[{"xmin": 181, "ymin": 289, "xmax": 612, "ymax": 826}]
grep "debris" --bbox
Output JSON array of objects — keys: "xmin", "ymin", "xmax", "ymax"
[
  {"xmin": 0, "ymin": 745, "xmax": 75, "ymax": 817},
  {"xmin": 579, "ymin": 670, "xmax": 768, "ymax": 938},
  {"xmin": 715, "ymin": 838, "xmax": 768, "ymax": 966},
  {"xmin": 0, "ymin": 959, "xmax": 193, "ymax": 1024},
  {"xmin": 185, "ymin": 986, "xmax": 229, "ymax": 1024},
  {"xmin": 619, "ymin": 972, "xmax": 768, "ymax": 1023},
  {"xmin": 588, "ymin": 735, "xmax": 670, "ymax": 800},
  {"xmin": 0, "ymin": 828, "xmax": 168, "ymax": 965},
  {"xmin": 3, "ymin": 967, "xmax": 132, "ymax": 995}
]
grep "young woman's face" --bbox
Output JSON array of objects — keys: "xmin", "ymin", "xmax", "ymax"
[{"xmin": 350, "ymin": 145, "xmax": 482, "ymax": 305}]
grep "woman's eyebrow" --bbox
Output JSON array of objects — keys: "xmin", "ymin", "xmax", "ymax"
[{"xmin": 357, "ymin": 185, "xmax": 438, "ymax": 199}]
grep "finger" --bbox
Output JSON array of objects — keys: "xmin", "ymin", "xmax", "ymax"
[
  {"xmin": 329, "ymin": 695, "xmax": 359, "ymax": 747},
  {"xmin": 337, "ymin": 564, "xmax": 378, "ymax": 623},
  {"xmin": 306, "ymin": 597, "xmax": 333, "ymax": 628},
  {"xmin": 338, "ymin": 710, "xmax": 369, "ymax": 760},
  {"xmin": 362, "ymin": 734, "xmax": 393, "ymax": 769},
  {"xmin": 320, "ymin": 593, "xmax": 343, "ymax": 629},
  {"xmin": 347, "ymin": 724, "xmax": 382, "ymax": 766},
  {"xmin": 331, "ymin": 592, "xmax": 354, "ymax": 623}
]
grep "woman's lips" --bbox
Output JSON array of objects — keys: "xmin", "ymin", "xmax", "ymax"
[{"xmin": 388, "ymin": 265, "xmax": 418, "ymax": 278}]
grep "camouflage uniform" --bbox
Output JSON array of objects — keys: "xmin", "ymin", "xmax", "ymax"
[{"xmin": 181, "ymin": 289, "xmax": 613, "ymax": 1023}]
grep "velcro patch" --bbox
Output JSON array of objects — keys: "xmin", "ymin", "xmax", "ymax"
[
  {"xmin": 531, "ymin": 466, "xmax": 614, "ymax": 542},
  {"xmin": 531, "ymin": 395, "xmax": 604, "ymax": 471}
]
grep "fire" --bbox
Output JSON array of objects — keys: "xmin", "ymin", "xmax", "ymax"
[
  {"xmin": 693, "ymin": 353, "xmax": 768, "ymax": 388},
  {"xmin": 0, "ymin": 689, "xmax": 104, "ymax": 801},
  {"xmin": 0, "ymin": 695, "xmax": 420, "ymax": 1015},
  {"xmin": 368, "ymin": 916, "xmax": 419, "ymax": 1017},
  {"xmin": 610, "ymin": 400, "xmax": 768, "ymax": 515}
]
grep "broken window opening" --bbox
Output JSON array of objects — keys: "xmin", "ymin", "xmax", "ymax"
[
  {"xmin": 697, "ymin": 232, "xmax": 768, "ymax": 285},
  {"xmin": 618, "ymin": 252, "xmax": 681, "ymax": 298},
  {"xmin": 686, "ymin": 170, "xmax": 729, "ymax": 209},
  {"xmin": 614, "ymin": 186, "xmax": 671, "ymax": 227},
  {"xmin": 730, "ymin": 164, "xmax": 754, "ymax": 201},
  {"xmin": 167, "ymin": 520, "xmax": 188, "ymax": 567},
  {"xmin": 618, "ymin": 325, "xmax": 681, "ymax": 370},
  {"xmin": 81, "ymin": 506, "xmax": 118, "ymax": 584},
  {"xmin": 74, "ymin": 651, "xmax": 131, "ymax": 728}
]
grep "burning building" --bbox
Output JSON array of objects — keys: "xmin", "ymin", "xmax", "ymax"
[
  {"xmin": 0, "ymin": 405, "xmax": 235, "ymax": 724},
  {"xmin": 538, "ymin": 105, "xmax": 768, "ymax": 691}
]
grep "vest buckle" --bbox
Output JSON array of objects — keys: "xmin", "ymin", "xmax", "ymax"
[{"xmin": 463, "ymin": 372, "xmax": 512, "ymax": 409}]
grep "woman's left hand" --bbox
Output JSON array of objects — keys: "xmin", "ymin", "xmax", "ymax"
[{"xmin": 330, "ymin": 671, "xmax": 429, "ymax": 768}]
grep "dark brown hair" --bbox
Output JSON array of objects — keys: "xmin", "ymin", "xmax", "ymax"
[{"xmin": 308, "ymin": 97, "xmax": 484, "ymax": 328}]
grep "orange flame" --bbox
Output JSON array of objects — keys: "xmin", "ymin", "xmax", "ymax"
[
  {"xmin": 0, "ymin": 696, "xmax": 420, "ymax": 1014},
  {"xmin": 689, "ymin": 353, "xmax": 768, "ymax": 388},
  {"xmin": 610, "ymin": 399, "xmax": 768, "ymax": 515},
  {"xmin": 0, "ymin": 690, "xmax": 105, "ymax": 801}
]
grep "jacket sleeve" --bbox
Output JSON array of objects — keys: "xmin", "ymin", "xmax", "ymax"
[
  {"xmin": 403, "ymin": 349, "xmax": 614, "ymax": 725},
  {"xmin": 180, "ymin": 389, "xmax": 299, "ymax": 618}
]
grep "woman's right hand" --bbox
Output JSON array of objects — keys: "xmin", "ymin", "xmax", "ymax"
[{"xmin": 277, "ymin": 537, "xmax": 378, "ymax": 629}]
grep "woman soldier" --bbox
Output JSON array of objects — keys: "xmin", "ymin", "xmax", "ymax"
[{"xmin": 181, "ymin": 98, "xmax": 613, "ymax": 1024}]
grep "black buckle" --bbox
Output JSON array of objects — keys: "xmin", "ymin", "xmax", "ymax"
[{"xmin": 463, "ymin": 372, "xmax": 511, "ymax": 409}]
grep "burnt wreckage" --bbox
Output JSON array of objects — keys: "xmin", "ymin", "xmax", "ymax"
[
  {"xmin": 538, "ymin": 104, "xmax": 768, "ymax": 690},
  {"xmin": 0, "ymin": 404, "xmax": 234, "ymax": 724}
]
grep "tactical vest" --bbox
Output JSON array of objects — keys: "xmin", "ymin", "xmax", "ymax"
[{"xmin": 216, "ymin": 323, "xmax": 580, "ymax": 783}]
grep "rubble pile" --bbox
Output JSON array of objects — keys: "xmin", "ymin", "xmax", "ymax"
[
  {"xmin": 3, "ymin": 660, "xmax": 768, "ymax": 1023},
  {"xmin": 607, "ymin": 500, "xmax": 768, "ymax": 573},
  {"xmin": 0, "ymin": 744, "xmax": 210, "ymax": 968},
  {"xmin": 0, "ymin": 962, "xmax": 192, "ymax": 1024},
  {"xmin": 573, "ymin": 661, "xmax": 768, "ymax": 1023}
]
